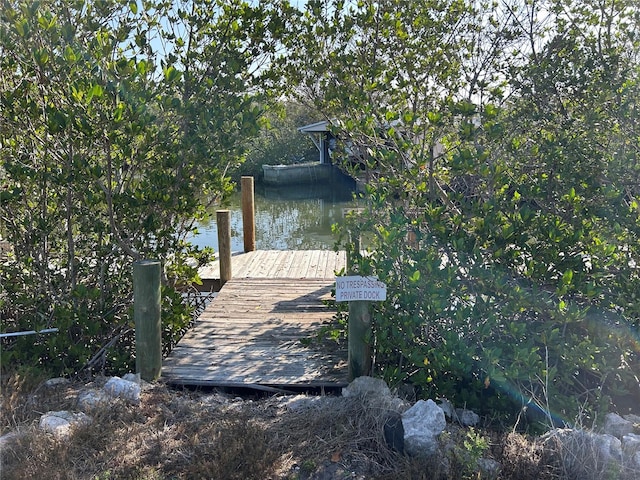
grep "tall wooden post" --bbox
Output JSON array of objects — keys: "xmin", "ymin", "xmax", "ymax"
[
  {"xmin": 241, "ymin": 176, "xmax": 256, "ymax": 252},
  {"xmin": 217, "ymin": 210, "xmax": 232, "ymax": 286},
  {"xmin": 347, "ymin": 233, "xmax": 372, "ymax": 380},
  {"xmin": 133, "ymin": 259, "xmax": 162, "ymax": 382}
]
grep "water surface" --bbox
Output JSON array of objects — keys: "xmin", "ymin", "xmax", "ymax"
[{"xmin": 191, "ymin": 176, "xmax": 359, "ymax": 252}]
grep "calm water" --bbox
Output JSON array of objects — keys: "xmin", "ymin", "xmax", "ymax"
[{"xmin": 191, "ymin": 175, "xmax": 359, "ymax": 251}]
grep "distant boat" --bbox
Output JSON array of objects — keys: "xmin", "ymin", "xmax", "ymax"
[
  {"xmin": 262, "ymin": 162, "xmax": 334, "ymax": 185},
  {"xmin": 262, "ymin": 120, "xmax": 336, "ymax": 186}
]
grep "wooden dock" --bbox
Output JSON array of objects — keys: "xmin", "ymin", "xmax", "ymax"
[
  {"xmin": 162, "ymin": 250, "xmax": 349, "ymax": 389},
  {"xmin": 196, "ymin": 249, "xmax": 347, "ymax": 291}
]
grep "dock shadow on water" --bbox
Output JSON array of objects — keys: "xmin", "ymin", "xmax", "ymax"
[{"xmin": 192, "ymin": 174, "xmax": 358, "ymax": 251}]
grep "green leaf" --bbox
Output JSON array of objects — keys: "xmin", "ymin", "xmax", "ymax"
[
  {"xmin": 113, "ymin": 103, "xmax": 125, "ymax": 122},
  {"xmin": 33, "ymin": 48, "xmax": 49, "ymax": 66},
  {"xmin": 136, "ymin": 60, "xmax": 148, "ymax": 75},
  {"xmin": 89, "ymin": 84, "xmax": 103, "ymax": 99},
  {"xmin": 15, "ymin": 19, "xmax": 28, "ymax": 37},
  {"xmin": 129, "ymin": 1, "xmax": 138, "ymax": 14},
  {"xmin": 427, "ymin": 111, "xmax": 442, "ymax": 124},
  {"xmin": 163, "ymin": 65, "xmax": 182, "ymax": 84},
  {"xmin": 484, "ymin": 103, "xmax": 499, "ymax": 118},
  {"xmin": 63, "ymin": 45, "xmax": 77, "ymax": 62}
]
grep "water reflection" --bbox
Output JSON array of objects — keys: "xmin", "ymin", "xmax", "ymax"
[{"xmin": 191, "ymin": 176, "xmax": 358, "ymax": 251}]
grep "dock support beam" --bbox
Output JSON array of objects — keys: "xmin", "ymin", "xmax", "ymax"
[
  {"xmin": 217, "ymin": 210, "xmax": 232, "ymax": 286},
  {"xmin": 133, "ymin": 259, "xmax": 162, "ymax": 382},
  {"xmin": 241, "ymin": 176, "xmax": 256, "ymax": 252}
]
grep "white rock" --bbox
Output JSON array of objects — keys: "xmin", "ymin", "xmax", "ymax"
[
  {"xmin": 593, "ymin": 433, "xmax": 622, "ymax": 464},
  {"xmin": 402, "ymin": 399, "xmax": 446, "ymax": 457},
  {"xmin": 0, "ymin": 430, "xmax": 22, "ymax": 449},
  {"xmin": 282, "ymin": 395, "xmax": 332, "ymax": 412},
  {"xmin": 43, "ymin": 377, "xmax": 70, "ymax": 388},
  {"xmin": 455, "ymin": 408, "xmax": 480, "ymax": 427},
  {"xmin": 623, "ymin": 414, "xmax": 640, "ymax": 425},
  {"xmin": 39, "ymin": 411, "xmax": 91, "ymax": 438},
  {"xmin": 437, "ymin": 398, "xmax": 454, "ymax": 419},
  {"xmin": 477, "ymin": 458, "xmax": 501, "ymax": 479},
  {"xmin": 342, "ymin": 376, "xmax": 392, "ymax": 398},
  {"xmin": 542, "ymin": 428, "xmax": 623, "ymax": 474},
  {"xmin": 604, "ymin": 412, "xmax": 634, "ymax": 439},
  {"xmin": 622, "ymin": 433, "xmax": 640, "ymax": 457},
  {"xmin": 122, "ymin": 373, "xmax": 141, "ymax": 384},
  {"xmin": 77, "ymin": 389, "xmax": 110, "ymax": 411},
  {"xmin": 103, "ymin": 376, "xmax": 141, "ymax": 404}
]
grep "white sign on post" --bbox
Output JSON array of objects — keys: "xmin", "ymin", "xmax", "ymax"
[{"xmin": 335, "ymin": 275, "xmax": 387, "ymax": 302}]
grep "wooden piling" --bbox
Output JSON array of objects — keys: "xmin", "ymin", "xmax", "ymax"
[
  {"xmin": 348, "ymin": 300, "xmax": 372, "ymax": 380},
  {"xmin": 241, "ymin": 176, "xmax": 256, "ymax": 252},
  {"xmin": 133, "ymin": 259, "xmax": 162, "ymax": 382},
  {"xmin": 217, "ymin": 210, "xmax": 232, "ymax": 285},
  {"xmin": 347, "ymin": 232, "xmax": 372, "ymax": 380}
]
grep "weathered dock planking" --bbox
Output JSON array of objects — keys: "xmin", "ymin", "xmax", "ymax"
[
  {"xmin": 162, "ymin": 277, "xmax": 348, "ymax": 389},
  {"xmin": 163, "ymin": 250, "xmax": 349, "ymax": 389},
  {"xmin": 197, "ymin": 250, "xmax": 347, "ymax": 291}
]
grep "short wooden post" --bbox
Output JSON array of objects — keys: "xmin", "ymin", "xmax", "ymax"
[
  {"xmin": 217, "ymin": 210, "xmax": 232, "ymax": 285},
  {"xmin": 347, "ymin": 233, "xmax": 372, "ymax": 380},
  {"xmin": 133, "ymin": 259, "xmax": 162, "ymax": 382},
  {"xmin": 241, "ymin": 176, "xmax": 256, "ymax": 252}
]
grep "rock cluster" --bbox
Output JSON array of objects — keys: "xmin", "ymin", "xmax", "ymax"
[
  {"xmin": 339, "ymin": 376, "xmax": 497, "ymax": 478},
  {"xmin": 3, "ymin": 373, "xmax": 639, "ymax": 480},
  {"xmin": 0, "ymin": 374, "xmax": 143, "ymax": 443},
  {"xmin": 541, "ymin": 412, "xmax": 640, "ymax": 477}
]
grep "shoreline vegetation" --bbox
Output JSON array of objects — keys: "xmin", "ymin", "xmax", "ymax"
[
  {"xmin": 3, "ymin": 373, "xmax": 639, "ymax": 480},
  {"xmin": 2, "ymin": 2, "xmax": 639, "ymax": 476}
]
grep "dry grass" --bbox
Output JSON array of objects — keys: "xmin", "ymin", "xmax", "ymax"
[{"xmin": 0, "ymin": 372, "xmax": 636, "ymax": 480}]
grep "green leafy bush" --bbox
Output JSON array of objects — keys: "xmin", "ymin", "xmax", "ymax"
[
  {"xmin": 0, "ymin": 0, "xmax": 291, "ymax": 375},
  {"xmin": 288, "ymin": 0, "xmax": 640, "ymax": 428}
]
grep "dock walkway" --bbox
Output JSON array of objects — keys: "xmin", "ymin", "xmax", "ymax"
[
  {"xmin": 197, "ymin": 249, "xmax": 346, "ymax": 287},
  {"xmin": 162, "ymin": 250, "xmax": 349, "ymax": 389}
]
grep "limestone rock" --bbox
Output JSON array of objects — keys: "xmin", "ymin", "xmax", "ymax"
[
  {"xmin": 0, "ymin": 430, "xmax": 22, "ymax": 449},
  {"xmin": 437, "ymin": 398, "xmax": 454, "ymax": 419},
  {"xmin": 477, "ymin": 457, "xmax": 501, "ymax": 479},
  {"xmin": 43, "ymin": 377, "xmax": 70, "ymax": 388},
  {"xmin": 103, "ymin": 376, "xmax": 141, "ymax": 404},
  {"xmin": 402, "ymin": 399, "xmax": 446, "ymax": 457},
  {"xmin": 541, "ymin": 428, "xmax": 623, "ymax": 476},
  {"xmin": 623, "ymin": 433, "xmax": 640, "ymax": 463},
  {"xmin": 342, "ymin": 376, "xmax": 392, "ymax": 398},
  {"xmin": 604, "ymin": 412, "xmax": 634, "ymax": 439},
  {"xmin": 455, "ymin": 408, "xmax": 480, "ymax": 427},
  {"xmin": 624, "ymin": 414, "xmax": 640, "ymax": 424},
  {"xmin": 39, "ymin": 411, "xmax": 91, "ymax": 438},
  {"xmin": 122, "ymin": 373, "xmax": 141, "ymax": 384},
  {"xmin": 283, "ymin": 394, "xmax": 339, "ymax": 412},
  {"xmin": 593, "ymin": 433, "xmax": 623, "ymax": 464},
  {"xmin": 77, "ymin": 389, "xmax": 110, "ymax": 411}
]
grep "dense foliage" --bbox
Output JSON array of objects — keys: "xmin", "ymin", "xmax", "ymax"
[
  {"xmin": 236, "ymin": 101, "xmax": 319, "ymax": 181},
  {"xmin": 286, "ymin": 0, "xmax": 640, "ymax": 427},
  {"xmin": 0, "ymin": 0, "xmax": 293, "ymax": 374},
  {"xmin": 2, "ymin": 0, "xmax": 639, "ymax": 429}
]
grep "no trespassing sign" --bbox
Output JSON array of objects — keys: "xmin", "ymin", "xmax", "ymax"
[{"xmin": 335, "ymin": 275, "xmax": 387, "ymax": 302}]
